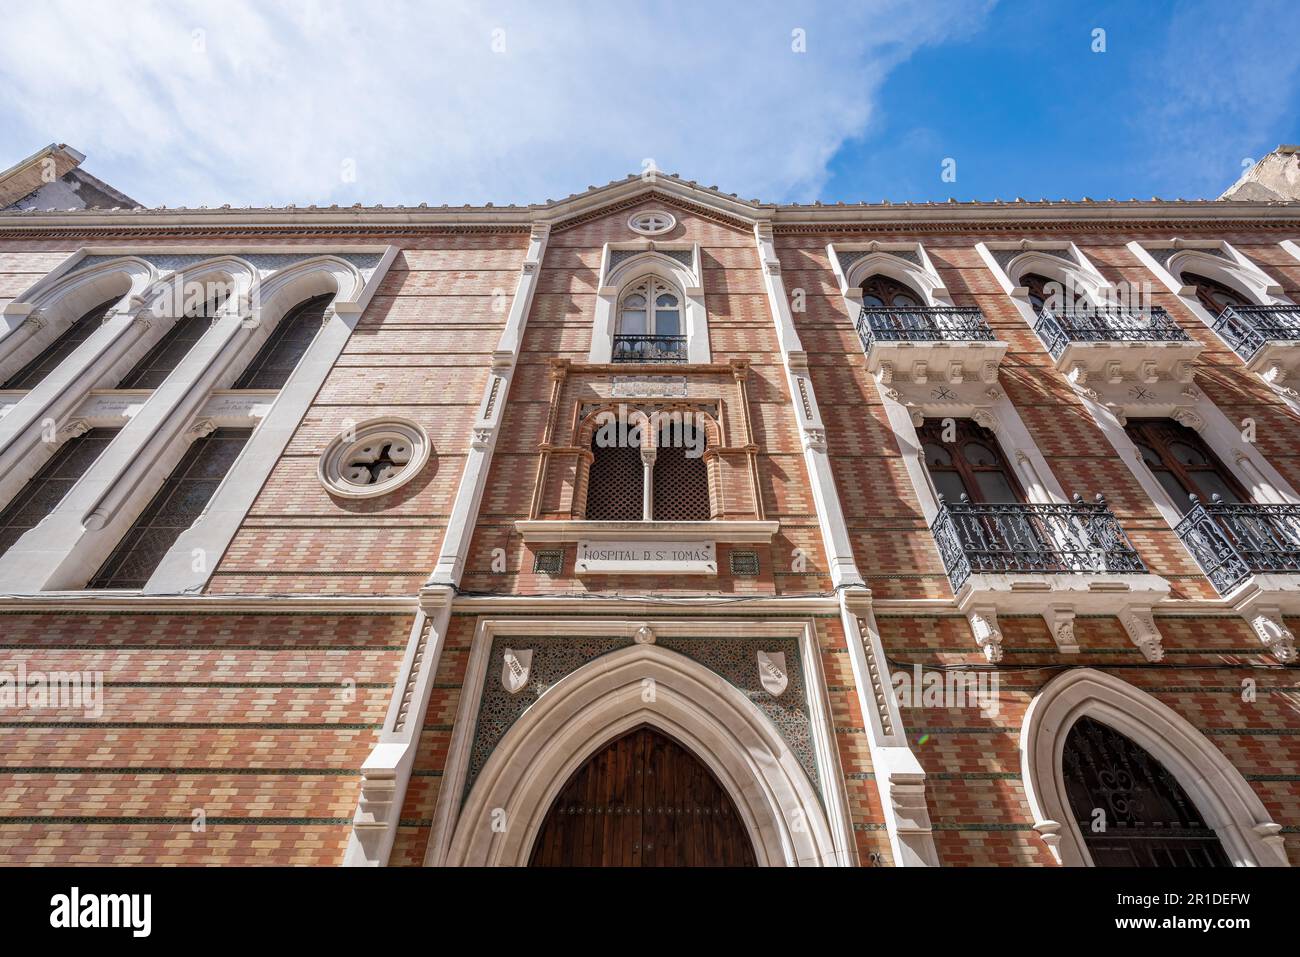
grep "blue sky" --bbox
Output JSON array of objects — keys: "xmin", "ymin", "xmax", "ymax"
[{"xmin": 1, "ymin": 0, "xmax": 1297, "ymax": 208}]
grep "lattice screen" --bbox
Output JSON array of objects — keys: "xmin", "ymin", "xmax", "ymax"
[
  {"xmin": 585, "ymin": 442, "xmax": 643, "ymax": 521},
  {"xmin": 653, "ymin": 442, "xmax": 710, "ymax": 521}
]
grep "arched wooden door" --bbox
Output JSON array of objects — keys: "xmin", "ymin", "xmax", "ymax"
[
  {"xmin": 1063, "ymin": 716, "xmax": 1231, "ymax": 867},
  {"xmin": 528, "ymin": 725, "xmax": 758, "ymax": 867}
]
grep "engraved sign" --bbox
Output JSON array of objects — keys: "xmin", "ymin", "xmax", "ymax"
[
  {"xmin": 757, "ymin": 651, "xmax": 789, "ymax": 697},
  {"xmin": 610, "ymin": 375, "xmax": 688, "ymax": 399},
  {"xmin": 500, "ymin": 648, "xmax": 533, "ymax": 694},
  {"xmin": 575, "ymin": 540, "xmax": 716, "ymax": 575}
]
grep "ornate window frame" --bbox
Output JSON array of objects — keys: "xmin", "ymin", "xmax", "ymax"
[
  {"xmin": 589, "ymin": 241, "xmax": 710, "ymax": 364},
  {"xmin": 317, "ymin": 416, "xmax": 431, "ymax": 499},
  {"xmin": 1021, "ymin": 668, "xmax": 1289, "ymax": 867}
]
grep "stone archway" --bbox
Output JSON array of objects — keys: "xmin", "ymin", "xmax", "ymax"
[
  {"xmin": 1021, "ymin": 668, "xmax": 1290, "ymax": 867},
  {"xmin": 439, "ymin": 643, "xmax": 844, "ymax": 866}
]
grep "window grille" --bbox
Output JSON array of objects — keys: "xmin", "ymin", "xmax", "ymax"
[
  {"xmin": 2, "ymin": 297, "xmax": 119, "ymax": 390},
  {"xmin": 532, "ymin": 549, "xmax": 564, "ymax": 575},
  {"xmin": 585, "ymin": 441, "xmax": 643, "ymax": 522},
  {"xmin": 652, "ymin": 442, "xmax": 709, "ymax": 521},
  {"xmin": 88, "ymin": 428, "xmax": 252, "ymax": 589},
  {"xmin": 729, "ymin": 550, "xmax": 759, "ymax": 576},
  {"xmin": 0, "ymin": 428, "xmax": 119, "ymax": 557}
]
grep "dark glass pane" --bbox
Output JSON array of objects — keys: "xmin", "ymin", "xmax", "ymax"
[
  {"xmin": 2, "ymin": 298, "xmax": 119, "ymax": 390},
  {"xmin": 1192, "ymin": 472, "xmax": 1244, "ymax": 504},
  {"xmin": 932, "ymin": 471, "xmax": 969, "ymax": 503},
  {"xmin": 963, "ymin": 442, "xmax": 1000, "ymax": 467},
  {"xmin": 0, "ymin": 428, "xmax": 119, "ymax": 558},
  {"xmin": 88, "ymin": 428, "xmax": 252, "ymax": 589},
  {"xmin": 862, "ymin": 293, "xmax": 885, "ymax": 307},
  {"xmin": 1135, "ymin": 443, "xmax": 1163, "ymax": 468},
  {"xmin": 975, "ymin": 472, "xmax": 1018, "ymax": 503},
  {"xmin": 1169, "ymin": 441, "xmax": 1209, "ymax": 467},
  {"xmin": 923, "ymin": 443, "xmax": 953, "ymax": 467},
  {"xmin": 232, "ymin": 295, "xmax": 330, "ymax": 390},
  {"xmin": 1154, "ymin": 470, "xmax": 1193, "ymax": 511},
  {"xmin": 116, "ymin": 301, "xmax": 219, "ymax": 389}
]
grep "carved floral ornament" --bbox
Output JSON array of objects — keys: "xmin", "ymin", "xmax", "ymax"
[{"xmin": 318, "ymin": 417, "xmax": 431, "ymax": 499}]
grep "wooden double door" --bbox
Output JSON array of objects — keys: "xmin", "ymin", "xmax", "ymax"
[{"xmin": 528, "ymin": 726, "xmax": 757, "ymax": 867}]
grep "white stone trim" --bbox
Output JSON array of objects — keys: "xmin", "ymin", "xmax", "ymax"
[
  {"xmin": 1020, "ymin": 668, "xmax": 1290, "ymax": 867},
  {"xmin": 426, "ymin": 619, "xmax": 855, "ymax": 867},
  {"xmin": 344, "ymin": 224, "xmax": 550, "ymax": 865},
  {"xmin": 588, "ymin": 240, "xmax": 709, "ymax": 364}
]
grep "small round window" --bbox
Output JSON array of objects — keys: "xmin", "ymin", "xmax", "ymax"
[
  {"xmin": 318, "ymin": 417, "xmax": 431, "ymax": 499},
  {"xmin": 628, "ymin": 210, "xmax": 676, "ymax": 236}
]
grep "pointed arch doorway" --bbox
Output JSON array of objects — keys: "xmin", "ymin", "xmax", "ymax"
[{"xmin": 528, "ymin": 725, "xmax": 757, "ymax": 867}]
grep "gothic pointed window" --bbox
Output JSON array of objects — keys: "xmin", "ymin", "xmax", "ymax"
[
  {"xmin": 1184, "ymin": 272, "xmax": 1251, "ymax": 316},
  {"xmin": 860, "ymin": 274, "xmax": 921, "ymax": 308},
  {"xmin": 1063, "ymin": 716, "xmax": 1230, "ymax": 867},
  {"xmin": 117, "ymin": 292, "xmax": 227, "ymax": 389},
  {"xmin": 613, "ymin": 278, "xmax": 685, "ymax": 362},
  {"xmin": 0, "ymin": 428, "xmax": 119, "ymax": 558},
  {"xmin": 2, "ymin": 297, "xmax": 119, "ymax": 390},
  {"xmin": 232, "ymin": 294, "xmax": 331, "ymax": 389},
  {"xmin": 88, "ymin": 428, "xmax": 252, "ymax": 589},
  {"xmin": 1022, "ymin": 272, "xmax": 1058, "ymax": 312},
  {"xmin": 1125, "ymin": 419, "xmax": 1249, "ymax": 511}
]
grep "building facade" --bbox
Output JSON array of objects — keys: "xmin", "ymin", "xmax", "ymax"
[{"xmin": 1, "ymin": 144, "xmax": 1299, "ymax": 866}]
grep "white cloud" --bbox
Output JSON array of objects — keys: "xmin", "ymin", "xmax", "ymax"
[{"xmin": 0, "ymin": 0, "xmax": 993, "ymax": 207}]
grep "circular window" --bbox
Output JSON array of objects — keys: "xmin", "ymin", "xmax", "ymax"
[
  {"xmin": 318, "ymin": 417, "xmax": 431, "ymax": 499},
  {"xmin": 628, "ymin": 210, "xmax": 676, "ymax": 236}
]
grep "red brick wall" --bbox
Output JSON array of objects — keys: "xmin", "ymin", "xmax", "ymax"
[{"xmin": 0, "ymin": 612, "xmax": 410, "ymax": 865}]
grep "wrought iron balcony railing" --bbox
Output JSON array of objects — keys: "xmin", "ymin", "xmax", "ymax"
[
  {"xmin": 856, "ymin": 306, "xmax": 994, "ymax": 350},
  {"xmin": 1032, "ymin": 306, "xmax": 1190, "ymax": 359},
  {"xmin": 1174, "ymin": 496, "xmax": 1300, "ymax": 594},
  {"xmin": 931, "ymin": 495, "xmax": 1146, "ymax": 592},
  {"xmin": 1210, "ymin": 304, "xmax": 1300, "ymax": 362},
  {"xmin": 611, "ymin": 334, "xmax": 688, "ymax": 363}
]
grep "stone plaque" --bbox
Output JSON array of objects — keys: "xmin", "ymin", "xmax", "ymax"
[
  {"xmin": 575, "ymin": 540, "xmax": 717, "ymax": 575},
  {"xmin": 610, "ymin": 375, "xmax": 688, "ymax": 398}
]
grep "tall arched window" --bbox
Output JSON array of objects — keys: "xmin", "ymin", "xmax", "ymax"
[
  {"xmin": 233, "ymin": 294, "xmax": 331, "ymax": 389},
  {"xmin": 117, "ymin": 291, "xmax": 228, "ymax": 389},
  {"xmin": 1063, "ymin": 715, "xmax": 1231, "ymax": 867},
  {"xmin": 614, "ymin": 278, "xmax": 685, "ymax": 362},
  {"xmin": 2, "ymin": 297, "xmax": 119, "ymax": 390},
  {"xmin": 1184, "ymin": 272, "xmax": 1252, "ymax": 316}
]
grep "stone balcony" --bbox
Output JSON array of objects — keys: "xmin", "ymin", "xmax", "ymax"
[
  {"xmin": 1032, "ymin": 306, "xmax": 1201, "ymax": 386},
  {"xmin": 857, "ymin": 306, "xmax": 1005, "ymax": 386}
]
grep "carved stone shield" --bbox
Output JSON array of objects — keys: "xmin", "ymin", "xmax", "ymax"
[
  {"xmin": 757, "ymin": 650, "xmax": 788, "ymax": 697},
  {"xmin": 501, "ymin": 648, "xmax": 533, "ymax": 694}
]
